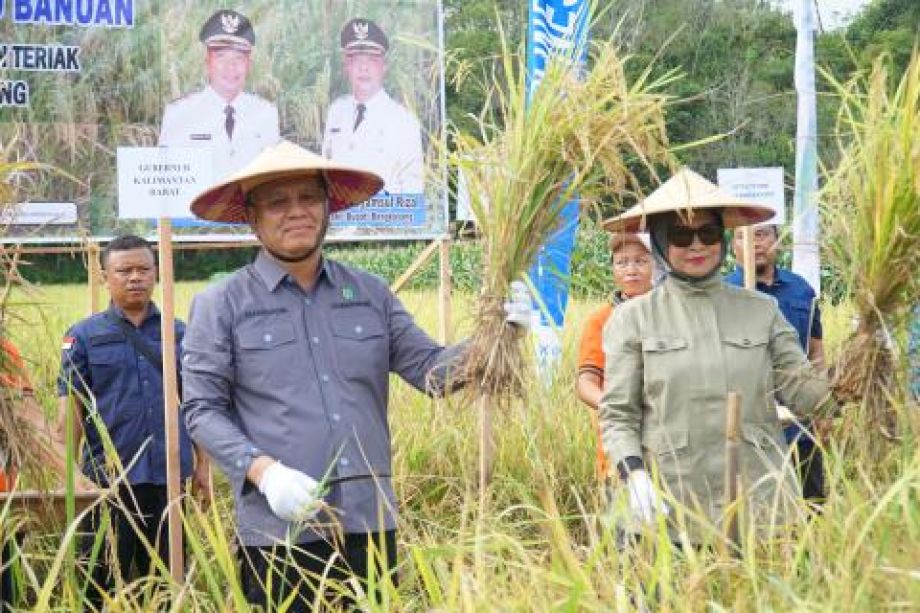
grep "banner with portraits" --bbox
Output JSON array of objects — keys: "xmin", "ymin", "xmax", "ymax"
[{"xmin": 0, "ymin": 0, "xmax": 447, "ymax": 242}]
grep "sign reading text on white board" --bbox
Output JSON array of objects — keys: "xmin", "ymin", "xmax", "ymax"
[
  {"xmin": 117, "ymin": 147, "xmax": 212, "ymax": 219},
  {"xmin": 717, "ymin": 167, "xmax": 786, "ymax": 226}
]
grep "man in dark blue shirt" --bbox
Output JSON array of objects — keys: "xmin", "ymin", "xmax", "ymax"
[
  {"xmin": 726, "ymin": 225, "xmax": 826, "ymax": 502},
  {"xmin": 57, "ymin": 235, "xmax": 208, "ymax": 604}
]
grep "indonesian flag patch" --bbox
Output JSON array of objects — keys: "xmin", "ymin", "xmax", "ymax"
[{"xmin": 61, "ymin": 336, "xmax": 75, "ymax": 351}]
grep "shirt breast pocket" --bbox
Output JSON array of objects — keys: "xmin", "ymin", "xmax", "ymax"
[
  {"xmin": 87, "ymin": 334, "xmax": 126, "ymax": 393},
  {"xmin": 642, "ymin": 336, "xmax": 690, "ymax": 397},
  {"xmin": 331, "ymin": 310, "xmax": 387, "ymax": 381},
  {"xmin": 236, "ymin": 318, "xmax": 299, "ymax": 385}
]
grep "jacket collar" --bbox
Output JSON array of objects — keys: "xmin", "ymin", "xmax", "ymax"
[
  {"xmin": 106, "ymin": 301, "xmax": 160, "ymax": 324},
  {"xmin": 253, "ymin": 249, "xmax": 336, "ymax": 292},
  {"xmin": 664, "ymin": 271, "xmax": 723, "ymax": 295}
]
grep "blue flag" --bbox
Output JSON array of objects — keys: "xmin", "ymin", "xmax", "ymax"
[{"xmin": 526, "ymin": 0, "xmax": 589, "ymax": 376}]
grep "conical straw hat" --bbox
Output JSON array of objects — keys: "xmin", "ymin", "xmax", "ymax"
[
  {"xmin": 189, "ymin": 140, "xmax": 384, "ymax": 223},
  {"xmin": 602, "ymin": 167, "xmax": 775, "ymax": 233}
]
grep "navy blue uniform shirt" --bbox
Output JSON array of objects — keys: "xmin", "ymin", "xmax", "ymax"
[
  {"xmin": 724, "ymin": 266, "xmax": 822, "ymax": 349},
  {"xmin": 725, "ymin": 266, "xmax": 822, "ymax": 442},
  {"xmin": 57, "ymin": 303, "xmax": 193, "ymax": 486}
]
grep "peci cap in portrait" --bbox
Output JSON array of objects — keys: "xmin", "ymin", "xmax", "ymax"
[
  {"xmin": 340, "ymin": 18, "xmax": 389, "ymax": 56},
  {"xmin": 200, "ymin": 9, "xmax": 255, "ymax": 52}
]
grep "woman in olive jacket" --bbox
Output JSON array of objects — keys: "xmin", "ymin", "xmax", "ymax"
[{"xmin": 599, "ymin": 169, "xmax": 833, "ymax": 545}]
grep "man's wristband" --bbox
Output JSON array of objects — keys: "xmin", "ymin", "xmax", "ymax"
[{"xmin": 616, "ymin": 456, "xmax": 645, "ymax": 481}]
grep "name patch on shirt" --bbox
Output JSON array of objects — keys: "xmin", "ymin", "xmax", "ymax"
[
  {"xmin": 331, "ymin": 300, "xmax": 371, "ymax": 309},
  {"xmin": 242, "ymin": 307, "xmax": 288, "ymax": 319},
  {"xmin": 89, "ymin": 333, "xmax": 124, "ymax": 346},
  {"xmin": 190, "ymin": 134, "xmax": 212, "ymax": 141}
]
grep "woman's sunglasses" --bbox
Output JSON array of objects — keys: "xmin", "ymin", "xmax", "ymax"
[{"xmin": 667, "ymin": 224, "xmax": 724, "ymax": 248}]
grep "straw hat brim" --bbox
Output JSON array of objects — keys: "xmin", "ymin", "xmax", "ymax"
[
  {"xmin": 601, "ymin": 167, "xmax": 775, "ymax": 233},
  {"xmin": 189, "ymin": 140, "xmax": 385, "ymax": 224}
]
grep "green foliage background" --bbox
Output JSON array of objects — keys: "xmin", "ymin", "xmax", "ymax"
[{"xmin": 13, "ymin": 0, "xmax": 920, "ymax": 285}]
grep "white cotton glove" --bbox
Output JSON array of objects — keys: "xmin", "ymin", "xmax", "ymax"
[
  {"xmin": 258, "ymin": 461, "xmax": 322, "ymax": 522},
  {"xmin": 503, "ymin": 280, "xmax": 533, "ymax": 330},
  {"xmin": 626, "ymin": 469, "xmax": 670, "ymax": 525}
]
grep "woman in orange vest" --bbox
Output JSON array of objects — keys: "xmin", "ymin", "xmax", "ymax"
[{"xmin": 576, "ymin": 233, "xmax": 654, "ymax": 480}]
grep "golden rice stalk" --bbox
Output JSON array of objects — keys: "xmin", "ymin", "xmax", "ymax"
[
  {"xmin": 450, "ymin": 36, "xmax": 674, "ymax": 399},
  {"xmin": 821, "ymin": 52, "xmax": 920, "ymax": 438},
  {"xmin": 0, "ymin": 141, "xmax": 57, "ymax": 486}
]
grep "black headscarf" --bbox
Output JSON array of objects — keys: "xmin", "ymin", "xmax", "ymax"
[{"xmin": 647, "ymin": 211, "xmax": 728, "ymax": 283}]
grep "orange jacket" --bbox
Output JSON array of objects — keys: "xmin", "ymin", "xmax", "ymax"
[{"xmin": 577, "ymin": 303, "xmax": 614, "ymax": 479}]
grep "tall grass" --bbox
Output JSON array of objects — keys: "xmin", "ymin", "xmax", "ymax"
[{"xmin": 0, "ymin": 283, "xmax": 918, "ymax": 609}]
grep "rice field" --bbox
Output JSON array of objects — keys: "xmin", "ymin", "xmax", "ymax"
[{"xmin": 2, "ymin": 281, "xmax": 919, "ymax": 611}]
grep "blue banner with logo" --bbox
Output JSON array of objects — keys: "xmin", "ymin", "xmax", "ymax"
[{"xmin": 526, "ymin": 0, "xmax": 589, "ymax": 375}]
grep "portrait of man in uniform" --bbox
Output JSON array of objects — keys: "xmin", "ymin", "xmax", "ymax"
[
  {"xmin": 158, "ymin": 9, "xmax": 280, "ymax": 181},
  {"xmin": 322, "ymin": 17, "xmax": 424, "ymax": 195}
]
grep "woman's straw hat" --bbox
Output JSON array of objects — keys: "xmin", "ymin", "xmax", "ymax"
[
  {"xmin": 602, "ymin": 167, "xmax": 775, "ymax": 233},
  {"xmin": 608, "ymin": 232, "xmax": 651, "ymax": 253},
  {"xmin": 189, "ymin": 140, "xmax": 384, "ymax": 223}
]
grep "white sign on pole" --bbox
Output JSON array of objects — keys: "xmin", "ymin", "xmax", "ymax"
[
  {"xmin": 2, "ymin": 202, "xmax": 77, "ymax": 225},
  {"xmin": 717, "ymin": 167, "xmax": 786, "ymax": 226},
  {"xmin": 117, "ymin": 147, "xmax": 214, "ymax": 220}
]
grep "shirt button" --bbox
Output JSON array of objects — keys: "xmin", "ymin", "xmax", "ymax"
[
  {"xmin": 305, "ymin": 298, "xmax": 312, "ymax": 306},
  {"xmin": 340, "ymin": 457, "xmax": 350, "ymax": 467},
  {"xmin": 354, "ymin": 325, "xmax": 363, "ymax": 334},
  {"xmin": 143, "ymin": 379, "xmax": 149, "ymax": 386},
  {"xmin": 321, "ymin": 374, "xmax": 329, "ymax": 383},
  {"xmin": 742, "ymin": 339, "xmax": 751, "ymax": 346},
  {"xmin": 657, "ymin": 341, "xmax": 665, "ymax": 349},
  {"xmin": 263, "ymin": 333, "xmax": 273, "ymax": 343},
  {"xmin": 312, "ymin": 336, "xmax": 320, "ymax": 344},
  {"xmin": 331, "ymin": 413, "xmax": 340, "ymax": 422}
]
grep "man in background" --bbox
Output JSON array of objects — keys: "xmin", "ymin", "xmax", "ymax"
[
  {"xmin": 726, "ymin": 224, "xmax": 826, "ymax": 502},
  {"xmin": 159, "ymin": 9, "xmax": 280, "ymax": 180},
  {"xmin": 58, "ymin": 235, "xmax": 209, "ymax": 605},
  {"xmin": 322, "ymin": 17, "xmax": 424, "ymax": 195}
]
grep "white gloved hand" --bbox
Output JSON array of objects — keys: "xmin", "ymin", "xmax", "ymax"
[
  {"xmin": 503, "ymin": 280, "xmax": 533, "ymax": 330},
  {"xmin": 626, "ymin": 469, "xmax": 670, "ymax": 525},
  {"xmin": 258, "ymin": 461, "xmax": 322, "ymax": 522}
]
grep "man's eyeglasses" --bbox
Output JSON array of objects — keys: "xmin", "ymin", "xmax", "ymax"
[
  {"xmin": 666, "ymin": 224, "xmax": 723, "ymax": 248},
  {"xmin": 613, "ymin": 257, "xmax": 651, "ymax": 270}
]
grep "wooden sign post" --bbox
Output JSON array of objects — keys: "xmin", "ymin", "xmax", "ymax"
[
  {"xmin": 87, "ymin": 242, "xmax": 101, "ymax": 314},
  {"xmin": 438, "ymin": 238, "xmax": 452, "ymax": 344},
  {"xmin": 723, "ymin": 391, "xmax": 742, "ymax": 550},
  {"xmin": 157, "ymin": 219, "xmax": 184, "ymax": 582},
  {"xmin": 741, "ymin": 226, "xmax": 756, "ymax": 290}
]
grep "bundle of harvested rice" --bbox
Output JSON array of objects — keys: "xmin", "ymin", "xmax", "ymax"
[
  {"xmin": 821, "ymin": 53, "xmax": 920, "ymax": 439},
  {"xmin": 450, "ymin": 37, "xmax": 674, "ymax": 400}
]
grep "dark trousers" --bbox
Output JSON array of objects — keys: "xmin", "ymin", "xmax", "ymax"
[
  {"xmin": 78, "ymin": 483, "xmax": 179, "ymax": 608},
  {"xmin": 240, "ymin": 531, "xmax": 397, "ymax": 612},
  {"xmin": 794, "ymin": 438, "xmax": 826, "ymax": 502},
  {"xmin": 0, "ymin": 536, "xmax": 22, "ymax": 611}
]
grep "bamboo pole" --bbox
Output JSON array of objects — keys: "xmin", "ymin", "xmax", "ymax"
[
  {"xmin": 87, "ymin": 242, "xmax": 101, "ymax": 314},
  {"xmin": 723, "ymin": 391, "xmax": 742, "ymax": 550},
  {"xmin": 438, "ymin": 238, "xmax": 452, "ymax": 344},
  {"xmin": 390, "ymin": 240, "xmax": 439, "ymax": 294},
  {"xmin": 157, "ymin": 219, "xmax": 184, "ymax": 582},
  {"xmin": 742, "ymin": 226, "xmax": 756, "ymax": 290}
]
